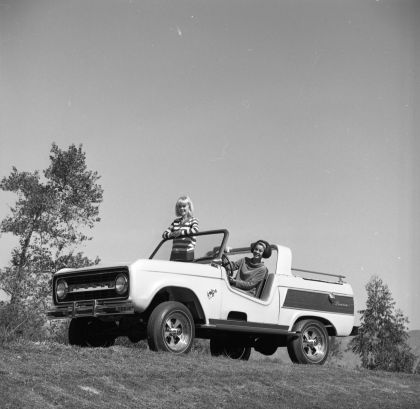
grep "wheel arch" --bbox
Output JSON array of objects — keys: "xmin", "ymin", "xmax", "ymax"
[
  {"xmin": 291, "ymin": 315, "xmax": 337, "ymax": 336},
  {"xmin": 146, "ymin": 286, "xmax": 206, "ymax": 324}
]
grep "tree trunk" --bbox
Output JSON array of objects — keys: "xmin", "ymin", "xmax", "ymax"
[{"xmin": 10, "ymin": 224, "xmax": 35, "ymax": 305}]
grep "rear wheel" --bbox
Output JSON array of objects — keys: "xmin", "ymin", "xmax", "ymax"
[
  {"xmin": 254, "ymin": 337, "xmax": 278, "ymax": 356},
  {"xmin": 210, "ymin": 336, "xmax": 251, "ymax": 360},
  {"xmin": 147, "ymin": 301, "xmax": 195, "ymax": 354},
  {"xmin": 287, "ymin": 319, "xmax": 329, "ymax": 364},
  {"xmin": 68, "ymin": 318, "xmax": 116, "ymax": 347}
]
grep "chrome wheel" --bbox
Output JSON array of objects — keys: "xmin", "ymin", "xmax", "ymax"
[
  {"xmin": 162, "ymin": 311, "xmax": 192, "ymax": 353},
  {"xmin": 68, "ymin": 318, "xmax": 115, "ymax": 347},
  {"xmin": 301, "ymin": 324, "xmax": 327, "ymax": 363},
  {"xmin": 147, "ymin": 301, "xmax": 195, "ymax": 354},
  {"xmin": 223, "ymin": 345, "xmax": 251, "ymax": 360},
  {"xmin": 210, "ymin": 336, "xmax": 251, "ymax": 361},
  {"xmin": 287, "ymin": 319, "xmax": 329, "ymax": 365}
]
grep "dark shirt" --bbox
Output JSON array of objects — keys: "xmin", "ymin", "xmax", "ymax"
[{"xmin": 229, "ymin": 257, "xmax": 268, "ymax": 296}]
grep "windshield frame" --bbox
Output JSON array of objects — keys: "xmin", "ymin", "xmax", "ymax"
[{"xmin": 149, "ymin": 229, "xmax": 230, "ymax": 261}]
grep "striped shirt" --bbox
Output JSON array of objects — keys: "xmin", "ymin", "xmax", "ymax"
[{"xmin": 163, "ymin": 217, "xmax": 199, "ymax": 261}]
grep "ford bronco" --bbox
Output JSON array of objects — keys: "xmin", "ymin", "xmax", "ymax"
[{"xmin": 47, "ymin": 229, "xmax": 356, "ymax": 364}]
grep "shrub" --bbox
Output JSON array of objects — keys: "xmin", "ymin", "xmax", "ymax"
[
  {"xmin": 348, "ymin": 276, "xmax": 416, "ymax": 373},
  {"xmin": 0, "ymin": 302, "xmax": 48, "ymax": 344}
]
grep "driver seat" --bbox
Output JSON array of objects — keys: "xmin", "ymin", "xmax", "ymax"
[
  {"xmin": 255, "ymin": 271, "xmax": 268, "ymax": 298},
  {"xmin": 258, "ymin": 273, "xmax": 275, "ymax": 300}
]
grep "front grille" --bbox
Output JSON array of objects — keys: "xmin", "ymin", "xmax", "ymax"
[{"xmin": 53, "ymin": 267, "xmax": 129, "ymax": 304}]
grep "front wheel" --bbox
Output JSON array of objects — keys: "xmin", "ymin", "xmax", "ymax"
[
  {"xmin": 287, "ymin": 319, "xmax": 329, "ymax": 364},
  {"xmin": 147, "ymin": 301, "xmax": 195, "ymax": 354},
  {"xmin": 68, "ymin": 318, "xmax": 116, "ymax": 347},
  {"xmin": 210, "ymin": 336, "xmax": 251, "ymax": 360}
]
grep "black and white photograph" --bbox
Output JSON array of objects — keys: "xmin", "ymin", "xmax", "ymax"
[{"xmin": 0, "ymin": 0, "xmax": 419, "ymax": 408}]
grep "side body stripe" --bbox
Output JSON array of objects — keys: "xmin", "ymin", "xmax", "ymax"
[{"xmin": 283, "ymin": 289, "xmax": 354, "ymax": 315}]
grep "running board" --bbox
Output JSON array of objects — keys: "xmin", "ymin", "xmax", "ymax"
[{"xmin": 196, "ymin": 319, "xmax": 295, "ymax": 336}]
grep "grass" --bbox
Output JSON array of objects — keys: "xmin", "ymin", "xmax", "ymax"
[{"xmin": 0, "ymin": 340, "xmax": 419, "ymax": 409}]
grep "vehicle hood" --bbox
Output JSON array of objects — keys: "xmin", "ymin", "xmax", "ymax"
[
  {"xmin": 54, "ymin": 258, "xmax": 221, "ymax": 279},
  {"xmin": 129, "ymin": 258, "xmax": 221, "ymax": 279},
  {"xmin": 54, "ymin": 261, "xmax": 133, "ymax": 276}
]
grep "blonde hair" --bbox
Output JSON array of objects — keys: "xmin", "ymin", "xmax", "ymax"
[{"xmin": 175, "ymin": 196, "xmax": 194, "ymax": 218}]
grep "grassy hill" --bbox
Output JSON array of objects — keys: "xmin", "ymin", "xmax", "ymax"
[
  {"xmin": 0, "ymin": 340, "xmax": 419, "ymax": 409},
  {"xmin": 254, "ymin": 329, "xmax": 420, "ymax": 370}
]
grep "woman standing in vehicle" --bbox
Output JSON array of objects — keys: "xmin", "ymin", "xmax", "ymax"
[
  {"xmin": 227, "ymin": 240, "xmax": 271, "ymax": 296},
  {"xmin": 162, "ymin": 196, "xmax": 199, "ymax": 262}
]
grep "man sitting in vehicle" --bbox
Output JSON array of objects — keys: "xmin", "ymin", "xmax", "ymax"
[{"xmin": 227, "ymin": 240, "xmax": 271, "ymax": 297}]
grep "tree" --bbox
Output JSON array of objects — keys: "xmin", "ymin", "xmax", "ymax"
[
  {"xmin": 348, "ymin": 276, "xmax": 416, "ymax": 373},
  {"xmin": 0, "ymin": 143, "xmax": 103, "ymax": 339}
]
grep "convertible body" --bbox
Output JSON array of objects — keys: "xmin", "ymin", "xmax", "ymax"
[{"xmin": 47, "ymin": 230, "xmax": 356, "ymax": 364}]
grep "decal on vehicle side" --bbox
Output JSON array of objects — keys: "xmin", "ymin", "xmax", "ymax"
[
  {"xmin": 283, "ymin": 289, "xmax": 354, "ymax": 315},
  {"xmin": 207, "ymin": 289, "xmax": 217, "ymax": 299}
]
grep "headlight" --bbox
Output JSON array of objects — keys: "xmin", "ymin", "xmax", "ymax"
[
  {"xmin": 56, "ymin": 279, "xmax": 68, "ymax": 300},
  {"xmin": 115, "ymin": 274, "xmax": 128, "ymax": 295}
]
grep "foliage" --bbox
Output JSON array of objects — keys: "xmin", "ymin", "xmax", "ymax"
[
  {"xmin": 0, "ymin": 301, "xmax": 48, "ymax": 345},
  {"xmin": 0, "ymin": 143, "xmax": 103, "ymax": 341},
  {"xmin": 348, "ymin": 276, "xmax": 416, "ymax": 373}
]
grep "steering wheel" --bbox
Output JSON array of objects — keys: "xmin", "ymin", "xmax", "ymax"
[{"xmin": 221, "ymin": 254, "xmax": 235, "ymax": 278}]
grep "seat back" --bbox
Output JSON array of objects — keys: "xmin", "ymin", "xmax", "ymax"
[
  {"xmin": 255, "ymin": 271, "xmax": 268, "ymax": 298},
  {"xmin": 259, "ymin": 273, "xmax": 275, "ymax": 300}
]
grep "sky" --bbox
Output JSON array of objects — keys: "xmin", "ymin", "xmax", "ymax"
[{"xmin": 0, "ymin": 0, "xmax": 419, "ymax": 329}]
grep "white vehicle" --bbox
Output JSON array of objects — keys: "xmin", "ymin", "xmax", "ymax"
[{"xmin": 47, "ymin": 230, "xmax": 357, "ymax": 364}]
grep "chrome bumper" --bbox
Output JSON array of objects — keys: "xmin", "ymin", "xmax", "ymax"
[{"xmin": 46, "ymin": 299, "xmax": 135, "ymax": 319}]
